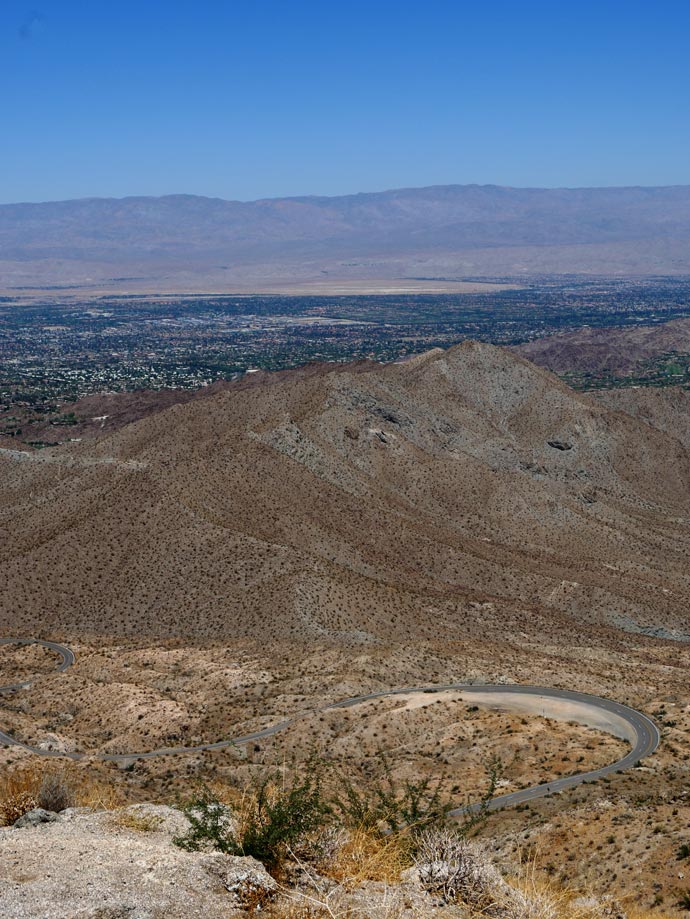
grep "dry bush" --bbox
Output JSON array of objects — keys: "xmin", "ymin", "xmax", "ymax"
[
  {"xmin": 627, "ymin": 912, "xmax": 675, "ymax": 919},
  {"xmin": 266, "ymin": 883, "xmax": 413, "ymax": 919},
  {"xmin": 0, "ymin": 763, "xmax": 56, "ymax": 825},
  {"xmin": 412, "ymin": 833, "xmax": 640, "ymax": 919},
  {"xmin": 34, "ymin": 769, "xmax": 74, "ymax": 812},
  {"xmin": 0, "ymin": 761, "xmax": 121, "ymax": 825},
  {"xmin": 413, "ymin": 827, "xmax": 493, "ymax": 906},
  {"xmin": 489, "ymin": 881, "xmax": 565, "ymax": 919},
  {"xmin": 495, "ymin": 856, "xmax": 629, "ymax": 919},
  {"xmin": 321, "ymin": 827, "xmax": 408, "ymax": 887},
  {"xmin": 265, "ymin": 903, "xmax": 406, "ymax": 919},
  {"xmin": 265, "ymin": 904, "xmax": 331, "ymax": 919},
  {"xmin": 77, "ymin": 775, "xmax": 122, "ymax": 811},
  {"xmin": 237, "ymin": 885, "xmax": 278, "ymax": 914}
]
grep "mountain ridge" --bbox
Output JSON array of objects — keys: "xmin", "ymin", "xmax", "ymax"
[
  {"xmin": 6, "ymin": 181, "xmax": 690, "ymax": 208},
  {"xmin": 2, "ymin": 340, "xmax": 690, "ymax": 644},
  {"xmin": 2, "ymin": 183, "xmax": 690, "ymax": 291},
  {"xmin": 514, "ymin": 315, "xmax": 690, "ymax": 374}
]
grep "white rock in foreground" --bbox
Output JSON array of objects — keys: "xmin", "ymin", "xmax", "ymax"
[{"xmin": 0, "ymin": 804, "xmax": 276, "ymax": 919}]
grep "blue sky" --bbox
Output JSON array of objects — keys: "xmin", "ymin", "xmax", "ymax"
[{"xmin": 2, "ymin": 0, "xmax": 690, "ymax": 202}]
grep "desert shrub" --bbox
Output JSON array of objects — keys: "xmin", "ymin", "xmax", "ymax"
[
  {"xmin": 414, "ymin": 836, "xmax": 620, "ymax": 919},
  {"xmin": 239, "ymin": 767, "xmax": 331, "ymax": 870},
  {"xmin": 36, "ymin": 770, "xmax": 75, "ymax": 812},
  {"xmin": 333, "ymin": 757, "xmax": 450, "ymax": 836},
  {"xmin": 174, "ymin": 786, "xmax": 238, "ymax": 854},
  {"xmin": 678, "ymin": 843, "xmax": 690, "ymax": 861},
  {"xmin": 459, "ymin": 754, "xmax": 503, "ymax": 831},
  {"xmin": 234, "ymin": 881, "xmax": 277, "ymax": 913},
  {"xmin": 413, "ymin": 828, "xmax": 491, "ymax": 904},
  {"xmin": 334, "ymin": 754, "xmax": 501, "ymax": 842},
  {"xmin": 0, "ymin": 763, "xmax": 71, "ymax": 825},
  {"xmin": 225, "ymin": 861, "xmax": 278, "ymax": 911},
  {"xmin": 175, "ymin": 755, "xmax": 501, "ymax": 878},
  {"xmin": 175, "ymin": 764, "xmax": 331, "ymax": 873},
  {"xmin": 0, "ymin": 762, "xmax": 120, "ymax": 825},
  {"xmin": 323, "ymin": 826, "xmax": 409, "ymax": 886}
]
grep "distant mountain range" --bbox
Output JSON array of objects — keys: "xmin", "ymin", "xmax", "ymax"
[{"xmin": 2, "ymin": 184, "xmax": 690, "ymax": 293}]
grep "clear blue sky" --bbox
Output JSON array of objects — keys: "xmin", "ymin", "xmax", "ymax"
[{"xmin": 2, "ymin": 0, "xmax": 690, "ymax": 203}]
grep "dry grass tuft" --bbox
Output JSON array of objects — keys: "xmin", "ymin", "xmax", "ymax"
[
  {"xmin": 0, "ymin": 761, "xmax": 122, "ymax": 825},
  {"xmin": 266, "ymin": 884, "xmax": 413, "ymax": 919},
  {"xmin": 111, "ymin": 810, "xmax": 162, "ymax": 833},
  {"xmin": 491, "ymin": 856, "xmax": 678, "ymax": 919},
  {"xmin": 628, "ymin": 912, "xmax": 677, "ymax": 919},
  {"xmin": 321, "ymin": 827, "xmax": 408, "ymax": 887},
  {"xmin": 0, "ymin": 790, "xmax": 38, "ymax": 826}
]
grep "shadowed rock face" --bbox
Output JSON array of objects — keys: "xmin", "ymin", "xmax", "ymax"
[
  {"xmin": 2, "ymin": 341, "xmax": 690, "ymax": 643},
  {"xmin": 3, "ymin": 184, "xmax": 690, "ymax": 289}
]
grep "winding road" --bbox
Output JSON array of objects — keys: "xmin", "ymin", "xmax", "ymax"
[{"xmin": 0, "ymin": 638, "xmax": 660, "ymax": 815}]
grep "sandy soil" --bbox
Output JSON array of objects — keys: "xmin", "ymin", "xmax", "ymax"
[{"xmin": 455, "ymin": 691, "xmax": 638, "ymax": 743}]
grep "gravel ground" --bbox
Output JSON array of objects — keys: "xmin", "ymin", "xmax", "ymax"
[{"xmin": 0, "ymin": 804, "xmax": 272, "ymax": 919}]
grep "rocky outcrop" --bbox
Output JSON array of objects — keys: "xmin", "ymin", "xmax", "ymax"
[
  {"xmin": 0, "ymin": 805, "xmax": 277, "ymax": 919},
  {"xmin": 0, "ymin": 804, "xmax": 634, "ymax": 919}
]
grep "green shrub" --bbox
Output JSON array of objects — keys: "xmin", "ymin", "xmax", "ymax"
[
  {"xmin": 333, "ymin": 754, "xmax": 502, "ymax": 844},
  {"xmin": 174, "ymin": 786, "xmax": 238, "ymax": 855},
  {"xmin": 174, "ymin": 764, "xmax": 331, "ymax": 873},
  {"xmin": 174, "ymin": 754, "xmax": 501, "ymax": 872},
  {"xmin": 334, "ymin": 758, "xmax": 450, "ymax": 836},
  {"xmin": 240, "ymin": 768, "xmax": 331, "ymax": 870}
]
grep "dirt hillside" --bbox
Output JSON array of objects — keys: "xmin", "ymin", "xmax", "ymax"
[{"xmin": 2, "ymin": 341, "xmax": 689, "ymax": 644}]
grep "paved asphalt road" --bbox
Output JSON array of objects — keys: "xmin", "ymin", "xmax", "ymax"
[{"xmin": 0, "ymin": 639, "xmax": 660, "ymax": 815}]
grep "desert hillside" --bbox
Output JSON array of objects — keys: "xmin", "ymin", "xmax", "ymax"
[
  {"xmin": 514, "ymin": 316, "xmax": 690, "ymax": 375},
  {"xmin": 2, "ymin": 341, "xmax": 690, "ymax": 643}
]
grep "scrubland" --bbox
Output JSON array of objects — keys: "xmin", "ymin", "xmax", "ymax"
[{"xmin": 3, "ymin": 342, "xmax": 690, "ymax": 913}]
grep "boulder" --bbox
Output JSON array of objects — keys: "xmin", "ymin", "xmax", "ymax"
[{"xmin": 13, "ymin": 808, "xmax": 60, "ymax": 829}]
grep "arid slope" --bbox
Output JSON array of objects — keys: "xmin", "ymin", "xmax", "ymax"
[
  {"xmin": 2, "ymin": 341, "xmax": 690, "ymax": 643},
  {"xmin": 514, "ymin": 316, "xmax": 690, "ymax": 375}
]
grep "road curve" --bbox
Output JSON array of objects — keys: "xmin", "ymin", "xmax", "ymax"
[{"xmin": 0, "ymin": 639, "xmax": 660, "ymax": 814}]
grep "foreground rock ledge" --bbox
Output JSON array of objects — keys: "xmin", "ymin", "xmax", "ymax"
[{"xmin": 0, "ymin": 804, "xmax": 277, "ymax": 919}]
